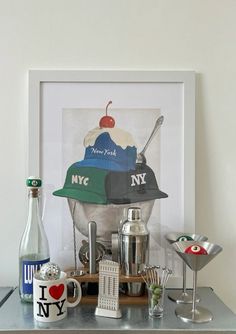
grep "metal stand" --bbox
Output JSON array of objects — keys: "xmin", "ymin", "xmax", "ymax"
[
  {"xmin": 168, "ymin": 262, "xmax": 200, "ymax": 304},
  {"xmin": 175, "ymin": 270, "xmax": 213, "ymax": 323}
]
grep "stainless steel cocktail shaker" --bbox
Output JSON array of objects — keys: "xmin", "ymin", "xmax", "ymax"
[{"xmin": 119, "ymin": 207, "xmax": 149, "ymax": 296}]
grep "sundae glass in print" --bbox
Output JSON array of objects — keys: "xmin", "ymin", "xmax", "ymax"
[{"xmin": 68, "ymin": 198, "xmax": 155, "ymax": 248}]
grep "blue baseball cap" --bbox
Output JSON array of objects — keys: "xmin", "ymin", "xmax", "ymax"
[{"xmin": 76, "ymin": 132, "xmax": 137, "ymax": 172}]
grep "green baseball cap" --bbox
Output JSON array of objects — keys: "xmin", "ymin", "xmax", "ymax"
[{"xmin": 53, "ymin": 164, "xmax": 109, "ymax": 204}]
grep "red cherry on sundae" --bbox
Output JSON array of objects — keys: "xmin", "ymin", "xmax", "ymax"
[
  {"xmin": 185, "ymin": 244, "xmax": 208, "ymax": 255},
  {"xmin": 99, "ymin": 101, "xmax": 115, "ymax": 128},
  {"xmin": 99, "ymin": 115, "xmax": 115, "ymax": 128}
]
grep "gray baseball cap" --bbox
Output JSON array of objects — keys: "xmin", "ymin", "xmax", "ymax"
[{"xmin": 105, "ymin": 163, "xmax": 168, "ymax": 204}]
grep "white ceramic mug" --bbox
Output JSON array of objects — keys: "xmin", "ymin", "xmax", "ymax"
[{"xmin": 33, "ymin": 271, "xmax": 82, "ymax": 322}]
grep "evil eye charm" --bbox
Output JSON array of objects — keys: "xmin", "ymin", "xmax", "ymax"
[
  {"xmin": 185, "ymin": 244, "xmax": 208, "ymax": 255},
  {"xmin": 177, "ymin": 235, "xmax": 193, "ymax": 242}
]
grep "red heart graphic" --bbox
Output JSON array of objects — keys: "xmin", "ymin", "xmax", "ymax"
[{"xmin": 49, "ymin": 284, "xmax": 64, "ymax": 300}]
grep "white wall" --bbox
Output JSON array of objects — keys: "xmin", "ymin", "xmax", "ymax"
[{"xmin": 0, "ymin": 0, "xmax": 236, "ymax": 312}]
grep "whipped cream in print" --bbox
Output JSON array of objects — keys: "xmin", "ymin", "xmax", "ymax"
[{"xmin": 83, "ymin": 127, "xmax": 136, "ymax": 150}]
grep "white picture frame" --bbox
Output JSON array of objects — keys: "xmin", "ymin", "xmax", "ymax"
[{"xmin": 28, "ymin": 70, "xmax": 195, "ymax": 287}]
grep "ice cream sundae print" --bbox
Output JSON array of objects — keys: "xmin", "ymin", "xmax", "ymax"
[{"xmin": 53, "ymin": 101, "xmax": 168, "ymax": 244}]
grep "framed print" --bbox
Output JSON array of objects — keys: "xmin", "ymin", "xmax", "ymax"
[{"xmin": 28, "ymin": 70, "xmax": 195, "ymax": 287}]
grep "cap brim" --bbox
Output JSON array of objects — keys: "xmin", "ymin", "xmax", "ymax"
[
  {"xmin": 108, "ymin": 189, "xmax": 168, "ymax": 204},
  {"xmin": 53, "ymin": 188, "xmax": 108, "ymax": 205},
  {"xmin": 75, "ymin": 159, "xmax": 133, "ymax": 172}
]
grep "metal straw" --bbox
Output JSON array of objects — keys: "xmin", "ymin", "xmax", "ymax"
[{"xmin": 141, "ymin": 266, "xmax": 171, "ymax": 287}]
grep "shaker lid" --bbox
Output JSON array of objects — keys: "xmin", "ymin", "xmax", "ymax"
[
  {"xmin": 128, "ymin": 207, "xmax": 141, "ymax": 221},
  {"xmin": 121, "ymin": 207, "xmax": 149, "ymax": 235}
]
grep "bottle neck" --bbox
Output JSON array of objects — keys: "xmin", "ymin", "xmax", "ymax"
[
  {"xmin": 27, "ymin": 188, "xmax": 41, "ymax": 224},
  {"xmin": 29, "ymin": 188, "xmax": 39, "ymax": 198}
]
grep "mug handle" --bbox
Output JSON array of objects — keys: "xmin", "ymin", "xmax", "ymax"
[{"xmin": 66, "ymin": 278, "xmax": 82, "ymax": 307}]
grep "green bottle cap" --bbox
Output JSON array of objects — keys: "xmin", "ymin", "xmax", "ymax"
[{"xmin": 26, "ymin": 176, "xmax": 42, "ymax": 188}]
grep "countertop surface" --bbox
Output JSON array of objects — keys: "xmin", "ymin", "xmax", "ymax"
[{"xmin": 0, "ymin": 287, "xmax": 236, "ymax": 333}]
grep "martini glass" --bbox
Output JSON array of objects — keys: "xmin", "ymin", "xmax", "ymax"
[
  {"xmin": 173, "ymin": 241, "xmax": 222, "ymax": 323},
  {"xmin": 165, "ymin": 233, "xmax": 208, "ymax": 303}
]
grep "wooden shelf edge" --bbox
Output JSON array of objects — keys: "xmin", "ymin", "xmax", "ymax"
[
  {"xmin": 69, "ymin": 293, "xmax": 147, "ymax": 305},
  {"xmin": 67, "ymin": 271, "xmax": 145, "ymax": 283}
]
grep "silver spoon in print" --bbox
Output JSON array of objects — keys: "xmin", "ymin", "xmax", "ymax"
[{"xmin": 136, "ymin": 115, "xmax": 164, "ymax": 164}]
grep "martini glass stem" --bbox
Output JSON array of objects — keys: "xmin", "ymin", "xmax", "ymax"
[
  {"xmin": 182, "ymin": 261, "xmax": 187, "ymax": 294},
  {"xmin": 192, "ymin": 270, "xmax": 198, "ymax": 313}
]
